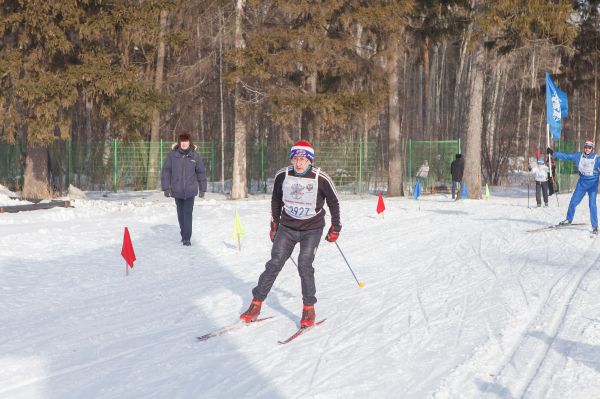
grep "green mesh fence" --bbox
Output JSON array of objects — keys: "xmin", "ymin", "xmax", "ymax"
[
  {"xmin": 0, "ymin": 140, "xmax": 25, "ymax": 191},
  {"xmin": 408, "ymin": 139, "xmax": 461, "ymax": 193},
  {"xmin": 1, "ymin": 139, "xmax": 379, "ymax": 194},
  {"xmin": 217, "ymin": 140, "xmax": 378, "ymax": 194},
  {"xmin": 311, "ymin": 141, "xmax": 377, "ymax": 193},
  {"xmin": 554, "ymin": 139, "xmax": 585, "ymax": 193}
]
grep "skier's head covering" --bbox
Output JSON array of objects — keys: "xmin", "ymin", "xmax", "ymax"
[
  {"xmin": 177, "ymin": 131, "xmax": 194, "ymax": 149},
  {"xmin": 178, "ymin": 131, "xmax": 191, "ymax": 143},
  {"xmin": 537, "ymin": 158, "xmax": 545, "ymax": 165},
  {"xmin": 290, "ymin": 141, "xmax": 314, "ymax": 163},
  {"xmin": 455, "ymin": 154, "xmax": 462, "ymax": 159},
  {"xmin": 584, "ymin": 140, "xmax": 594, "ymax": 149}
]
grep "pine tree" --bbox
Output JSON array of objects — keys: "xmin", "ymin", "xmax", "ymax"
[{"xmin": 0, "ymin": 1, "xmax": 176, "ymax": 198}]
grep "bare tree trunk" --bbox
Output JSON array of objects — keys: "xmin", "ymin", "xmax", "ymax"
[
  {"xmin": 524, "ymin": 49, "xmax": 536, "ymax": 168},
  {"xmin": 493, "ymin": 71, "xmax": 508, "ymax": 183},
  {"xmin": 487, "ymin": 62, "xmax": 501, "ymax": 166},
  {"xmin": 514, "ymin": 82, "xmax": 524, "ymax": 170},
  {"xmin": 464, "ymin": 41, "xmax": 485, "ymax": 200},
  {"xmin": 99, "ymin": 118, "xmax": 113, "ymax": 190},
  {"xmin": 594, "ymin": 61, "xmax": 598, "ymax": 145},
  {"xmin": 230, "ymin": 0, "xmax": 248, "ymax": 199},
  {"xmin": 231, "ymin": 87, "xmax": 248, "ymax": 199},
  {"xmin": 363, "ymin": 112, "xmax": 369, "ymax": 193},
  {"xmin": 22, "ymin": 144, "xmax": 51, "ymax": 199},
  {"xmin": 422, "ymin": 35, "xmax": 430, "ymax": 138},
  {"xmin": 302, "ymin": 70, "xmax": 318, "ymax": 143},
  {"xmin": 219, "ymin": 8, "xmax": 225, "ymax": 193},
  {"xmin": 198, "ymin": 98, "xmax": 204, "ymax": 142},
  {"xmin": 84, "ymin": 94, "xmax": 93, "ymax": 165},
  {"xmin": 577, "ymin": 90, "xmax": 581, "ymax": 149},
  {"xmin": 387, "ymin": 40, "xmax": 403, "ymax": 196},
  {"xmin": 147, "ymin": 9, "xmax": 168, "ymax": 189},
  {"xmin": 452, "ymin": 32, "xmax": 470, "ymax": 137},
  {"xmin": 436, "ymin": 42, "xmax": 445, "ymax": 137}
]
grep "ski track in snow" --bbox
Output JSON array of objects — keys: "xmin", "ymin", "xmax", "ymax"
[{"xmin": 434, "ymin": 211, "xmax": 600, "ymax": 399}]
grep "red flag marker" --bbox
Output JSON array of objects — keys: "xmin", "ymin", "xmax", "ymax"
[
  {"xmin": 376, "ymin": 192, "xmax": 385, "ymax": 218},
  {"xmin": 121, "ymin": 227, "xmax": 136, "ymax": 275}
]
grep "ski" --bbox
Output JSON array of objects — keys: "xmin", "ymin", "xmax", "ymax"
[
  {"xmin": 278, "ymin": 319, "xmax": 326, "ymax": 345},
  {"xmin": 526, "ymin": 223, "xmax": 586, "ymax": 233},
  {"xmin": 196, "ymin": 316, "xmax": 274, "ymax": 342}
]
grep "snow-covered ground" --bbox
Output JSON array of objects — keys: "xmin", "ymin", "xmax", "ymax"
[{"xmin": 1, "ymin": 188, "xmax": 599, "ymax": 399}]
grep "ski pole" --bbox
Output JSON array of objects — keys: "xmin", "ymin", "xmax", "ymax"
[
  {"xmin": 527, "ymin": 178, "xmax": 530, "ymax": 209},
  {"xmin": 334, "ymin": 241, "xmax": 364, "ymax": 288},
  {"xmin": 289, "ymin": 256, "xmax": 298, "ymax": 269},
  {"xmin": 553, "ymin": 176, "xmax": 559, "ymax": 207}
]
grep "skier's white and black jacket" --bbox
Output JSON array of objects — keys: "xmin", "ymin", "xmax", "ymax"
[{"xmin": 271, "ymin": 165, "xmax": 341, "ymax": 231}]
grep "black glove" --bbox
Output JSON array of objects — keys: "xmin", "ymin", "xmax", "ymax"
[
  {"xmin": 325, "ymin": 225, "xmax": 341, "ymax": 243},
  {"xmin": 269, "ymin": 221, "xmax": 278, "ymax": 242},
  {"xmin": 546, "ymin": 147, "xmax": 554, "ymax": 155},
  {"xmin": 198, "ymin": 191, "xmax": 205, "ymax": 198},
  {"xmin": 164, "ymin": 190, "xmax": 171, "ymax": 198}
]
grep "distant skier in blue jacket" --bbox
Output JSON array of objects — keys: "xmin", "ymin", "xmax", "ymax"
[{"xmin": 547, "ymin": 140, "xmax": 600, "ymax": 234}]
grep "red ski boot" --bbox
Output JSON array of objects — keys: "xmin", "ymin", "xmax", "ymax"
[
  {"xmin": 300, "ymin": 305, "xmax": 315, "ymax": 328},
  {"xmin": 240, "ymin": 299, "xmax": 262, "ymax": 323}
]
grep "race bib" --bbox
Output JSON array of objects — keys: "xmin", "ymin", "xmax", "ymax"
[
  {"xmin": 282, "ymin": 169, "xmax": 320, "ymax": 220},
  {"xmin": 579, "ymin": 155, "xmax": 597, "ymax": 177}
]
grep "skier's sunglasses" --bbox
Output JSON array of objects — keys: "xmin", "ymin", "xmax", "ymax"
[{"xmin": 584, "ymin": 145, "xmax": 593, "ymax": 149}]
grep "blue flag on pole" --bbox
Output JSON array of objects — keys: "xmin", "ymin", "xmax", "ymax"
[
  {"xmin": 545, "ymin": 72, "xmax": 568, "ymax": 140},
  {"xmin": 413, "ymin": 179, "xmax": 421, "ymax": 199}
]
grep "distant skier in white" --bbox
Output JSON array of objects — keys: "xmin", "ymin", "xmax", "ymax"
[
  {"xmin": 416, "ymin": 160, "xmax": 429, "ymax": 190},
  {"xmin": 531, "ymin": 158, "xmax": 549, "ymax": 207}
]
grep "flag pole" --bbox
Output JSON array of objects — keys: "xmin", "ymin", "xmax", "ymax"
[
  {"xmin": 546, "ymin": 123, "xmax": 552, "ymax": 179},
  {"xmin": 547, "ymin": 123, "xmax": 559, "ymax": 207},
  {"xmin": 125, "ymin": 261, "xmax": 128, "ymax": 276}
]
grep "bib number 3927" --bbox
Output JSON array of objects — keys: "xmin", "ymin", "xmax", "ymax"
[{"xmin": 287, "ymin": 206, "xmax": 310, "ymax": 217}]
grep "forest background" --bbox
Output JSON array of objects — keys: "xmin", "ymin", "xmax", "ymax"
[{"xmin": 1, "ymin": 0, "xmax": 599, "ymax": 200}]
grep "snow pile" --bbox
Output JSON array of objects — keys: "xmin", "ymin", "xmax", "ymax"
[
  {"xmin": 67, "ymin": 184, "xmax": 89, "ymax": 200},
  {"xmin": 0, "ymin": 184, "xmax": 22, "ymax": 207}
]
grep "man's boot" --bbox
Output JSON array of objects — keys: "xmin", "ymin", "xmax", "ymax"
[
  {"xmin": 300, "ymin": 305, "xmax": 315, "ymax": 328},
  {"xmin": 240, "ymin": 299, "xmax": 262, "ymax": 323}
]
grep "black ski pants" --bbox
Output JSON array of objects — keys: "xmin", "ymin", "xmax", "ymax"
[
  {"xmin": 175, "ymin": 196, "xmax": 195, "ymax": 241},
  {"xmin": 252, "ymin": 224, "xmax": 323, "ymax": 306},
  {"xmin": 535, "ymin": 181, "xmax": 549, "ymax": 206}
]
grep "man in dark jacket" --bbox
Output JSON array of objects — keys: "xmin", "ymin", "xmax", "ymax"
[
  {"xmin": 450, "ymin": 154, "xmax": 464, "ymax": 200},
  {"xmin": 161, "ymin": 132, "xmax": 207, "ymax": 246},
  {"xmin": 239, "ymin": 141, "xmax": 341, "ymax": 328}
]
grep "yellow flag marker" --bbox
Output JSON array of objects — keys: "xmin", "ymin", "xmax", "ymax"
[
  {"xmin": 485, "ymin": 184, "xmax": 490, "ymax": 200},
  {"xmin": 232, "ymin": 209, "xmax": 245, "ymax": 250}
]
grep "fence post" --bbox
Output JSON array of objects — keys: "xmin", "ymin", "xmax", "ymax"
[
  {"xmin": 113, "ymin": 139, "xmax": 118, "ymax": 193},
  {"xmin": 557, "ymin": 139, "xmax": 561, "ymax": 189},
  {"xmin": 358, "ymin": 138, "xmax": 363, "ymax": 194},
  {"xmin": 408, "ymin": 139, "xmax": 413, "ymax": 188},
  {"xmin": 261, "ymin": 138, "xmax": 265, "ymax": 193},
  {"xmin": 67, "ymin": 139, "xmax": 72, "ymax": 188},
  {"xmin": 160, "ymin": 139, "xmax": 163, "ymax": 169},
  {"xmin": 19, "ymin": 139, "xmax": 25, "ymax": 188},
  {"xmin": 211, "ymin": 140, "xmax": 215, "ymax": 192}
]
